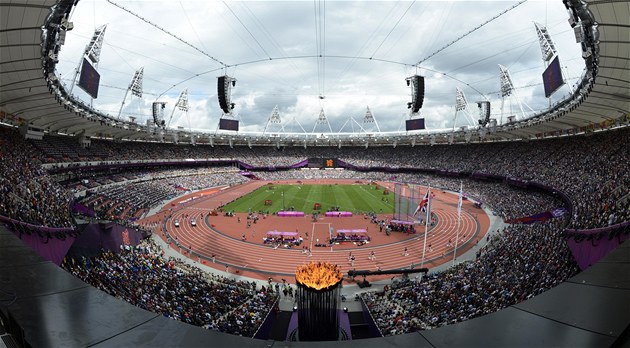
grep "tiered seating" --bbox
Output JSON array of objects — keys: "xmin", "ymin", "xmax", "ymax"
[
  {"xmin": 361, "ymin": 220, "xmax": 578, "ymax": 335},
  {"xmin": 77, "ymin": 170, "xmax": 247, "ymax": 221},
  {"xmin": 29, "ymin": 137, "xmax": 63, "ymax": 161},
  {"xmin": 61, "ymin": 238, "xmax": 279, "ymax": 336}
]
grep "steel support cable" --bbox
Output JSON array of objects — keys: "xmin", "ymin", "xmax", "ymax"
[
  {"xmin": 446, "ymin": 39, "xmax": 536, "ymax": 74},
  {"xmin": 313, "ymin": 0, "xmax": 325, "ymax": 98},
  {"xmin": 369, "ymin": 0, "xmax": 416, "ymax": 59},
  {"xmin": 223, "ymin": 1, "xmax": 271, "ymax": 59},
  {"xmin": 414, "ymin": 0, "xmax": 528, "ymax": 66},
  {"xmin": 322, "ymin": 0, "xmax": 326, "ymax": 99},
  {"xmin": 179, "ymin": 2, "xmax": 210, "ymax": 54},
  {"xmin": 313, "ymin": 0, "xmax": 321, "ymax": 97},
  {"xmin": 328, "ymin": 1, "xmax": 399, "ymax": 93},
  {"xmin": 107, "ymin": 0, "xmax": 227, "ymax": 68},
  {"xmin": 241, "ymin": 2, "xmax": 306, "ymax": 91}
]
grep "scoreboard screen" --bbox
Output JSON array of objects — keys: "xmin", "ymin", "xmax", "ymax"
[
  {"xmin": 542, "ymin": 56, "xmax": 565, "ymax": 98},
  {"xmin": 219, "ymin": 118, "xmax": 239, "ymax": 131},
  {"xmin": 405, "ymin": 118, "xmax": 425, "ymax": 131},
  {"xmin": 78, "ymin": 58, "xmax": 100, "ymax": 99},
  {"xmin": 323, "ymin": 158, "xmax": 338, "ymax": 168},
  {"xmin": 307, "ymin": 158, "xmax": 338, "ymax": 168}
]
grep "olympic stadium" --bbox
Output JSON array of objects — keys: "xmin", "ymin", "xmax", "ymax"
[{"xmin": 0, "ymin": 0, "xmax": 629, "ymax": 347}]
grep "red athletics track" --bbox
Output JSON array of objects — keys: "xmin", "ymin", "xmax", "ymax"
[{"xmin": 138, "ymin": 179, "xmax": 490, "ymax": 284}]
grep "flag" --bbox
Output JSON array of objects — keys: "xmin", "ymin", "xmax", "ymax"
[
  {"xmin": 551, "ymin": 207, "xmax": 568, "ymax": 218},
  {"xmin": 506, "ymin": 207, "xmax": 568, "ymax": 224},
  {"xmin": 457, "ymin": 182, "xmax": 463, "ymax": 219},
  {"xmin": 122, "ymin": 229, "xmax": 130, "ymax": 246},
  {"xmin": 506, "ymin": 211, "xmax": 553, "ymax": 224},
  {"xmin": 424, "ymin": 190, "xmax": 432, "ymax": 217},
  {"xmin": 414, "ymin": 188, "xmax": 430, "ymax": 216}
]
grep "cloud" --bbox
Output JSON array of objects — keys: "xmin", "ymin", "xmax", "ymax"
[{"xmin": 57, "ymin": 0, "xmax": 585, "ymax": 134}]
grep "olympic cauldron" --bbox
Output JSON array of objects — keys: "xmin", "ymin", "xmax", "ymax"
[{"xmin": 295, "ymin": 261, "xmax": 343, "ymax": 341}]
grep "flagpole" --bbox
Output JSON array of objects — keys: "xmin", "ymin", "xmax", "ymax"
[
  {"xmin": 420, "ymin": 185, "xmax": 431, "ymax": 268},
  {"xmin": 452, "ymin": 181, "xmax": 462, "ymax": 266}
]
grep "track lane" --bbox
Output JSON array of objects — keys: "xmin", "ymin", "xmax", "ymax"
[{"xmin": 139, "ymin": 180, "xmax": 488, "ymax": 280}]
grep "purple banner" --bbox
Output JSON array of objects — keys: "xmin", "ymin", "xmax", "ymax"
[
  {"xmin": 325, "ymin": 211, "xmax": 353, "ymax": 217},
  {"xmin": 72, "ymin": 201, "xmax": 96, "ymax": 217},
  {"xmin": 253, "ymin": 298, "xmax": 279, "ymax": 340},
  {"xmin": 336, "ymin": 159, "xmax": 354, "ymax": 169},
  {"xmin": 390, "ymin": 220, "xmax": 415, "ymax": 225},
  {"xmin": 277, "ymin": 211, "xmax": 304, "ymax": 217},
  {"xmin": 564, "ymin": 222, "xmax": 630, "ymax": 270},
  {"xmin": 506, "ymin": 211, "xmax": 554, "ymax": 224},
  {"xmin": 72, "ymin": 223, "xmax": 146, "ymax": 253},
  {"xmin": 359, "ymin": 296, "xmax": 384, "ymax": 338},
  {"xmin": 10, "ymin": 228, "xmax": 76, "ymax": 265},
  {"xmin": 285, "ymin": 310, "xmax": 352, "ymax": 341},
  {"xmin": 290, "ymin": 159, "xmax": 309, "ymax": 168},
  {"xmin": 336, "ymin": 229, "xmax": 367, "ymax": 233},
  {"xmin": 266, "ymin": 231, "xmax": 298, "ymax": 236},
  {"xmin": 238, "ymin": 161, "xmax": 253, "ymax": 170},
  {"xmin": 506, "ymin": 177, "xmax": 528, "ymax": 188}
]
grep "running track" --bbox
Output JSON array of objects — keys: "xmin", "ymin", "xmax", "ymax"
[{"xmin": 138, "ymin": 179, "xmax": 490, "ymax": 283}]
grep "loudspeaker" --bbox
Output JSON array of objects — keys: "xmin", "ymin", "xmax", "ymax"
[
  {"xmin": 152, "ymin": 102, "xmax": 166, "ymax": 127},
  {"xmin": 217, "ymin": 76, "xmax": 230, "ymax": 114},
  {"xmin": 476, "ymin": 101, "xmax": 491, "ymax": 127},
  {"xmin": 411, "ymin": 75, "xmax": 425, "ymax": 113}
]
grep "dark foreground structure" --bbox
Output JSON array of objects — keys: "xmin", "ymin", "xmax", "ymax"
[
  {"xmin": 295, "ymin": 262, "xmax": 344, "ymax": 341},
  {"xmin": 1, "ymin": 225, "xmax": 629, "ymax": 347},
  {"xmin": 296, "ymin": 279, "xmax": 342, "ymax": 341}
]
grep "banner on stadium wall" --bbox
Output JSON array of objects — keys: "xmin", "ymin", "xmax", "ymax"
[
  {"xmin": 71, "ymin": 223, "xmax": 146, "ymax": 253},
  {"xmin": 505, "ymin": 207, "xmax": 568, "ymax": 224}
]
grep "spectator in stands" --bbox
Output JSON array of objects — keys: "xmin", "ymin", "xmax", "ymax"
[
  {"xmin": 61, "ymin": 238, "xmax": 278, "ymax": 337},
  {"xmin": 0, "ymin": 128, "xmax": 74, "ymax": 227},
  {"xmin": 361, "ymin": 219, "xmax": 579, "ymax": 335},
  {"xmin": 3, "ymin": 124, "xmax": 622, "ymax": 339},
  {"xmin": 17, "ymin": 125, "xmax": 628, "ymax": 231}
]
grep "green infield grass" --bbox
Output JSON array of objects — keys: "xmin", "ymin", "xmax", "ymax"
[{"xmin": 222, "ymin": 184, "xmax": 395, "ymax": 214}]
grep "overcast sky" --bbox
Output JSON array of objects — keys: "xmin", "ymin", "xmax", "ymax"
[{"xmin": 56, "ymin": 0, "xmax": 585, "ymax": 134}]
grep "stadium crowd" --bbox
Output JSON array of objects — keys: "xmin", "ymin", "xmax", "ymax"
[
  {"xmin": 29, "ymin": 127, "xmax": 630, "ymax": 230},
  {"xmin": 418, "ymin": 177, "xmax": 567, "ymax": 222},
  {"xmin": 3, "ymin": 124, "xmax": 627, "ymax": 231},
  {"xmin": 340, "ymin": 129, "xmax": 629, "ymax": 230},
  {"xmin": 61, "ymin": 238, "xmax": 278, "ymax": 337},
  {"xmin": 63, "ymin": 166, "xmax": 240, "ymax": 193},
  {"xmin": 361, "ymin": 219, "xmax": 579, "ymax": 335},
  {"xmin": 78, "ymin": 170, "xmax": 247, "ymax": 221},
  {"xmin": 2, "ymin": 124, "xmax": 626, "ymax": 339},
  {"xmin": 0, "ymin": 129, "xmax": 74, "ymax": 227},
  {"xmin": 79, "ymin": 180, "xmax": 180, "ymax": 220}
]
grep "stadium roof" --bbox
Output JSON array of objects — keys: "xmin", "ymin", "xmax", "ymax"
[{"xmin": 0, "ymin": 0, "xmax": 628, "ymax": 146}]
